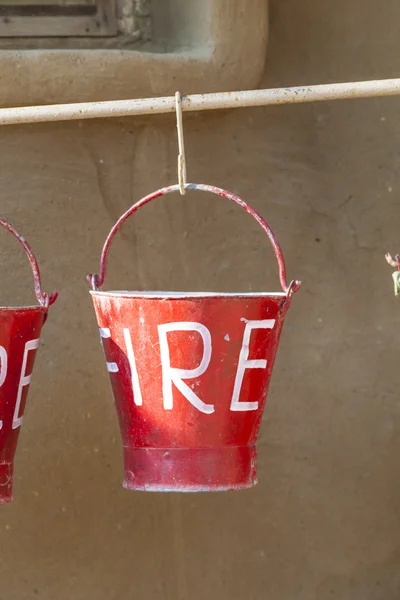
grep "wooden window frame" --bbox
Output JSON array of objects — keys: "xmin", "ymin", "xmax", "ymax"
[{"xmin": 0, "ymin": 0, "xmax": 117, "ymax": 37}]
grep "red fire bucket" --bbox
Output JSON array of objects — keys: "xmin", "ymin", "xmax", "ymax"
[
  {"xmin": 88, "ymin": 184, "xmax": 300, "ymax": 492},
  {"xmin": 0, "ymin": 219, "xmax": 57, "ymax": 503}
]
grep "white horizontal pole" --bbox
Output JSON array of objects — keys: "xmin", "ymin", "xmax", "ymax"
[{"xmin": 0, "ymin": 78, "xmax": 400, "ymax": 126}]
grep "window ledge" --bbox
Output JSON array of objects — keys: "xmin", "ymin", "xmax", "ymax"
[{"xmin": 0, "ymin": 0, "xmax": 268, "ymax": 106}]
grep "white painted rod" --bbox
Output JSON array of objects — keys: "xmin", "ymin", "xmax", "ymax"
[{"xmin": 0, "ymin": 78, "xmax": 400, "ymax": 126}]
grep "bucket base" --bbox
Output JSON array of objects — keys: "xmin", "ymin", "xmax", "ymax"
[
  {"xmin": 0, "ymin": 462, "xmax": 13, "ymax": 503},
  {"xmin": 122, "ymin": 445, "xmax": 257, "ymax": 492}
]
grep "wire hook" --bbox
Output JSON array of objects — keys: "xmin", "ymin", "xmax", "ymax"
[{"xmin": 175, "ymin": 91, "xmax": 187, "ymax": 195}]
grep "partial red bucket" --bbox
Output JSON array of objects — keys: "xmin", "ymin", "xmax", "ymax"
[
  {"xmin": 0, "ymin": 219, "xmax": 57, "ymax": 503},
  {"xmin": 88, "ymin": 184, "xmax": 300, "ymax": 492}
]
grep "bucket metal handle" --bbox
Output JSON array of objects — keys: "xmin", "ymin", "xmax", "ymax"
[
  {"xmin": 88, "ymin": 183, "xmax": 301, "ymax": 296},
  {"xmin": 0, "ymin": 218, "xmax": 57, "ymax": 308}
]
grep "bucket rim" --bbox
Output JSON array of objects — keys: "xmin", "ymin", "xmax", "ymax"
[
  {"xmin": 0, "ymin": 304, "xmax": 48, "ymax": 312},
  {"xmin": 90, "ymin": 290, "xmax": 287, "ymax": 299}
]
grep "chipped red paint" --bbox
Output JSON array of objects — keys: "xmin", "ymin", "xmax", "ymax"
[
  {"xmin": 88, "ymin": 184, "xmax": 300, "ymax": 492},
  {"xmin": 0, "ymin": 219, "xmax": 57, "ymax": 503}
]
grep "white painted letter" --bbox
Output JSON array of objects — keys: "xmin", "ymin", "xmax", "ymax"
[
  {"xmin": 158, "ymin": 322, "xmax": 213, "ymax": 413},
  {"xmin": 123, "ymin": 328, "xmax": 143, "ymax": 406},
  {"xmin": 0, "ymin": 346, "xmax": 7, "ymax": 387},
  {"xmin": 230, "ymin": 319, "xmax": 276, "ymax": 412},
  {"xmin": 0, "ymin": 346, "xmax": 7, "ymax": 430},
  {"xmin": 99, "ymin": 328, "xmax": 119, "ymax": 373},
  {"xmin": 12, "ymin": 338, "xmax": 39, "ymax": 429}
]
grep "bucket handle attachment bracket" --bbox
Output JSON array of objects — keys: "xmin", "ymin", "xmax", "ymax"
[
  {"xmin": 87, "ymin": 183, "xmax": 301, "ymax": 296},
  {"xmin": 0, "ymin": 218, "xmax": 57, "ymax": 308}
]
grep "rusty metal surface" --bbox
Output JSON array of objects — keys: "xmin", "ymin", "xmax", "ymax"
[
  {"xmin": 0, "ymin": 218, "xmax": 57, "ymax": 503},
  {"xmin": 88, "ymin": 184, "xmax": 300, "ymax": 492}
]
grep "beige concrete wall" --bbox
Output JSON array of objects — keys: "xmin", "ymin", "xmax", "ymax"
[
  {"xmin": 1, "ymin": 0, "xmax": 400, "ymax": 598},
  {"xmin": 0, "ymin": 0, "xmax": 268, "ymax": 105}
]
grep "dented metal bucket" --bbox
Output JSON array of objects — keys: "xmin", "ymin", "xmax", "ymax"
[
  {"xmin": 0, "ymin": 219, "xmax": 57, "ymax": 503},
  {"xmin": 88, "ymin": 184, "xmax": 300, "ymax": 492}
]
